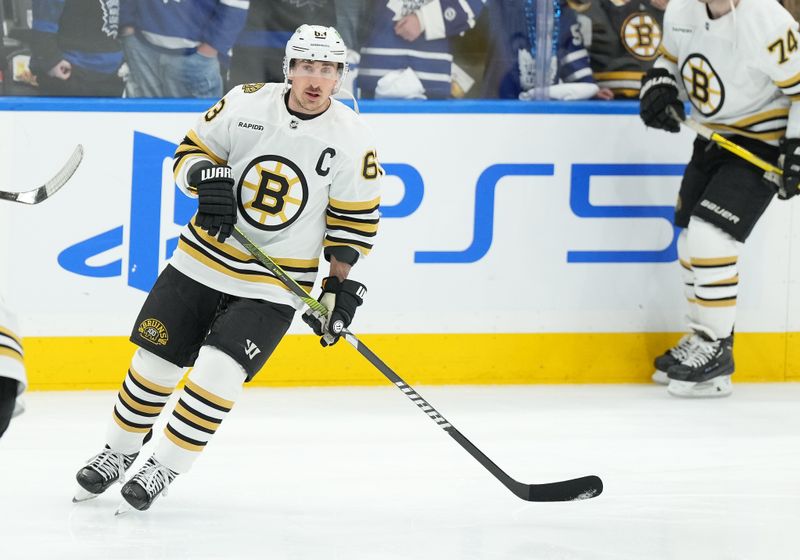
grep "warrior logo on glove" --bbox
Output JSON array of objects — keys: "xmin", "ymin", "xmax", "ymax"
[
  {"xmin": 301, "ymin": 276, "xmax": 366, "ymax": 346},
  {"xmin": 188, "ymin": 161, "xmax": 238, "ymax": 243}
]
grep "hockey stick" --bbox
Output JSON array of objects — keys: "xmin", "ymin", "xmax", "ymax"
[
  {"xmin": 667, "ymin": 107, "xmax": 782, "ymax": 186},
  {"xmin": 231, "ymin": 226, "xmax": 603, "ymax": 502},
  {"xmin": 0, "ymin": 144, "xmax": 83, "ymax": 204}
]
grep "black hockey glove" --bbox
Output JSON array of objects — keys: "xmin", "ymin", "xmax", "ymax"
[
  {"xmin": 639, "ymin": 68, "xmax": 684, "ymax": 133},
  {"xmin": 779, "ymin": 138, "xmax": 800, "ymax": 200},
  {"xmin": 188, "ymin": 162, "xmax": 237, "ymax": 243},
  {"xmin": 301, "ymin": 276, "xmax": 366, "ymax": 347}
]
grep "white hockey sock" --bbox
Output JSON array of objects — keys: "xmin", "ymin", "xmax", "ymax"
[
  {"xmin": 687, "ymin": 217, "xmax": 741, "ymax": 339},
  {"xmin": 107, "ymin": 349, "xmax": 184, "ymax": 455},
  {"xmin": 677, "ymin": 228, "xmax": 699, "ymax": 324},
  {"xmin": 156, "ymin": 346, "xmax": 245, "ymax": 474}
]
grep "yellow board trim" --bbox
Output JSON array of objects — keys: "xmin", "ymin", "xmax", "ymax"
[{"xmin": 18, "ymin": 332, "xmax": 800, "ymax": 390}]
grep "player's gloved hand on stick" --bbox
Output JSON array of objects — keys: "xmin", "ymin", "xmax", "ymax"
[
  {"xmin": 639, "ymin": 68, "xmax": 684, "ymax": 133},
  {"xmin": 301, "ymin": 276, "xmax": 366, "ymax": 346},
  {"xmin": 779, "ymin": 138, "xmax": 800, "ymax": 200},
  {"xmin": 188, "ymin": 161, "xmax": 237, "ymax": 243}
]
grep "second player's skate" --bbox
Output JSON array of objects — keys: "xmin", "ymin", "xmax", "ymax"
[
  {"xmin": 666, "ymin": 335, "xmax": 734, "ymax": 398},
  {"xmin": 73, "ymin": 447, "xmax": 137, "ymax": 503},
  {"xmin": 652, "ymin": 334, "xmax": 698, "ymax": 385}
]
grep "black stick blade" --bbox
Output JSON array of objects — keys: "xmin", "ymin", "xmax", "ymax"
[{"xmin": 519, "ymin": 475, "xmax": 603, "ymax": 502}]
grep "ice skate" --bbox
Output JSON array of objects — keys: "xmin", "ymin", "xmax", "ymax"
[
  {"xmin": 117, "ymin": 457, "xmax": 177, "ymax": 513},
  {"xmin": 73, "ymin": 447, "xmax": 137, "ymax": 503},
  {"xmin": 667, "ymin": 335, "xmax": 734, "ymax": 398},
  {"xmin": 652, "ymin": 333, "xmax": 698, "ymax": 385}
]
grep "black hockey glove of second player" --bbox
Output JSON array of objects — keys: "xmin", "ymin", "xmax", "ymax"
[
  {"xmin": 780, "ymin": 138, "xmax": 800, "ymax": 200},
  {"xmin": 188, "ymin": 161, "xmax": 237, "ymax": 243},
  {"xmin": 301, "ymin": 276, "xmax": 366, "ymax": 346},
  {"xmin": 640, "ymin": 68, "xmax": 684, "ymax": 133}
]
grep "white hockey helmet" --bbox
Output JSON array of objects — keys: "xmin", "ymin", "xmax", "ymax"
[{"xmin": 283, "ymin": 24, "xmax": 348, "ymax": 92}]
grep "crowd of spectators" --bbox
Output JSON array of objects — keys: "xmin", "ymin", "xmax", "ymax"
[{"xmin": 0, "ymin": 0, "xmax": 789, "ymax": 101}]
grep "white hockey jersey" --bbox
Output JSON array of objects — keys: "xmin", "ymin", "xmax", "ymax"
[
  {"xmin": 0, "ymin": 297, "xmax": 26, "ymax": 393},
  {"xmin": 655, "ymin": 0, "xmax": 800, "ymax": 144},
  {"xmin": 171, "ymin": 83, "xmax": 382, "ymax": 308}
]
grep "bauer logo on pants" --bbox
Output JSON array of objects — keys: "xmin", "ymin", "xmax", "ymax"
[{"xmin": 138, "ymin": 318, "xmax": 169, "ymax": 346}]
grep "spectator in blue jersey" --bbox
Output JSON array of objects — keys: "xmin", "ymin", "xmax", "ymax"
[
  {"xmin": 29, "ymin": 0, "xmax": 124, "ymax": 97},
  {"xmin": 358, "ymin": 0, "xmax": 487, "ymax": 99},
  {"xmin": 119, "ymin": 0, "xmax": 250, "ymax": 98},
  {"xmin": 229, "ymin": 0, "xmax": 336, "ymax": 86},
  {"xmin": 483, "ymin": 0, "xmax": 599, "ymax": 100}
]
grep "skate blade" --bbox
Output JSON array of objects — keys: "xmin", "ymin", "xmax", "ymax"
[
  {"xmin": 667, "ymin": 376, "xmax": 732, "ymax": 398},
  {"xmin": 651, "ymin": 369, "xmax": 669, "ymax": 385},
  {"xmin": 72, "ymin": 486, "xmax": 99, "ymax": 503},
  {"xmin": 114, "ymin": 501, "xmax": 134, "ymax": 516}
]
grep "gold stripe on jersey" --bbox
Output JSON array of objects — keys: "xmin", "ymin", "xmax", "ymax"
[
  {"xmin": 185, "ymin": 379, "xmax": 234, "ymax": 410},
  {"xmin": 679, "ymin": 259, "xmax": 692, "ymax": 271},
  {"xmin": 177, "ymin": 237, "xmax": 312, "ymax": 293},
  {"xmin": 707, "ymin": 275, "xmax": 739, "ymax": 286},
  {"xmin": 705, "ymin": 124, "xmax": 785, "ymax": 142},
  {"xmin": 0, "ymin": 346, "xmax": 23, "ymax": 363},
  {"xmin": 329, "ymin": 196, "xmax": 381, "ymax": 214},
  {"xmin": 172, "ymin": 129, "xmax": 227, "ymax": 182},
  {"xmin": 775, "ymin": 70, "xmax": 800, "ymax": 89},
  {"xmin": 0, "ymin": 326, "xmax": 22, "ymax": 347},
  {"xmin": 326, "ymin": 215, "xmax": 380, "ymax": 235},
  {"xmin": 188, "ymin": 223, "xmax": 319, "ymax": 273},
  {"xmin": 323, "ymin": 236, "xmax": 374, "ymax": 256},
  {"xmin": 690, "ymin": 256, "xmax": 738, "ymax": 267},
  {"xmin": 729, "ymin": 108, "xmax": 790, "ymax": 128}
]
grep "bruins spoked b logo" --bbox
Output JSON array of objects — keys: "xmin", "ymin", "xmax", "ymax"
[
  {"xmin": 237, "ymin": 155, "xmax": 309, "ymax": 231},
  {"xmin": 681, "ymin": 54, "xmax": 725, "ymax": 117},
  {"xmin": 621, "ymin": 13, "xmax": 661, "ymax": 60}
]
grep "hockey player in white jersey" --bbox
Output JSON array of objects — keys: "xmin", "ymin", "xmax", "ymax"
[
  {"xmin": 639, "ymin": 0, "xmax": 800, "ymax": 397},
  {"xmin": 0, "ymin": 298, "xmax": 26, "ymax": 439},
  {"xmin": 73, "ymin": 24, "xmax": 382, "ymax": 512}
]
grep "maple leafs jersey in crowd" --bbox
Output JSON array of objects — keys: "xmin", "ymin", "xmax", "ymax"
[
  {"xmin": 0, "ymin": 298, "xmax": 26, "ymax": 394},
  {"xmin": 655, "ymin": 0, "xmax": 800, "ymax": 144},
  {"xmin": 172, "ymin": 83, "xmax": 382, "ymax": 309}
]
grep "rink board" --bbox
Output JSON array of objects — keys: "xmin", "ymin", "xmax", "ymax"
[{"xmin": 1, "ymin": 98, "xmax": 800, "ymax": 389}]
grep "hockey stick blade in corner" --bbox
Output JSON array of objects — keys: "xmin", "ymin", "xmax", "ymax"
[
  {"xmin": 231, "ymin": 226, "xmax": 604, "ymax": 503},
  {"xmin": 0, "ymin": 144, "xmax": 84, "ymax": 204}
]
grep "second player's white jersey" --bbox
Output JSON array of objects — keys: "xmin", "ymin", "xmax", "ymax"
[
  {"xmin": 655, "ymin": 0, "xmax": 800, "ymax": 143},
  {"xmin": 0, "ymin": 297, "xmax": 26, "ymax": 393},
  {"xmin": 171, "ymin": 83, "xmax": 382, "ymax": 308}
]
